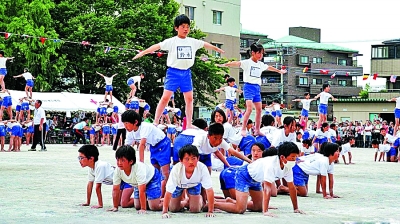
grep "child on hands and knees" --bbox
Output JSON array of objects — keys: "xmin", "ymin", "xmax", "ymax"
[
  {"xmin": 162, "ymin": 145, "xmax": 215, "ymax": 218},
  {"xmin": 108, "ymin": 145, "xmax": 163, "ymax": 213},
  {"xmin": 132, "ymin": 14, "xmax": 224, "ymax": 129},
  {"xmin": 78, "ymin": 145, "xmax": 115, "ymax": 209},
  {"xmin": 218, "ymin": 43, "xmax": 286, "ymax": 137}
]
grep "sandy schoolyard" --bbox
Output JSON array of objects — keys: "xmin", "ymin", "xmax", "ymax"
[{"xmin": 0, "ymin": 144, "xmax": 399, "ymax": 224}]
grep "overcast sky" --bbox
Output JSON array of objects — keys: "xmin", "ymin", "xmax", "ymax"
[{"xmin": 240, "ymin": 0, "xmax": 400, "ymax": 75}]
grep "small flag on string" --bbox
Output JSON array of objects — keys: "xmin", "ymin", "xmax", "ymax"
[
  {"xmin": 53, "ymin": 39, "xmax": 61, "ymax": 43},
  {"xmin": 281, "ymin": 65, "xmax": 286, "ymax": 70},
  {"xmin": 40, "ymin": 37, "xmax": 46, "ymax": 45},
  {"xmin": 346, "ymin": 72, "xmax": 350, "ymax": 76},
  {"xmin": 21, "ymin": 34, "xmax": 29, "ymax": 39},
  {"xmin": 4, "ymin": 33, "xmax": 11, "ymax": 39},
  {"xmin": 373, "ymin": 73, "xmax": 378, "ymax": 80},
  {"xmin": 330, "ymin": 72, "xmax": 336, "ymax": 79},
  {"xmin": 302, "ymin": 67, "xmax": 308, "ymax": 73},
  {"xmin": 390, "ymin": 75, "xmax": 397, "ymax": 83},
  {"xmin": 320, "ymin": 69, "xmax": 329, "ymax": 74},
  {"xmin": 90, "ymin": 99, "xmax": 97, "ymax": 105},
  {"xmin": 363, "ymin": 74, "xmax": 369, "ymax": 80},
  {"xmin": 156, "ymin": 52, "xmax": 163, "ymax": 58},
  {"xmin": 104, "ymin": 46, "xmax": 111, "ymax": 53},
  {"xmin": 81, "ymin": 41, "xmax": 90, "ymax": 46}
]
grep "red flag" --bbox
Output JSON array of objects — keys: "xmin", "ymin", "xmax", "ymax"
[
  {"xmin": 363, "ymin": 74, "xmax": 369, "ymax": 80},
  {"xmin": 346, "ymin": 72, "xmax": 350, "ymax": 76},
  {"xmin": 4, "ymin": 33, "xmax": 11, "ymax": 39},
  {"xmin": 373, "ymin": 73, "xmax": 378, "ymax": 80},
  {"xmin": 320, "ymin": 69, "xmax": 329, "ymax": 74},
  {"xmin": 156, "ymin": 52, "xmax": 163, "ymax": 58},
  {"xmin": 330, "ymin": 72, "xmax": 336, "ymax": 79},
  {"xmin": 81, "ymin": 41, "xmax": 90, "ymax": 46},
  {"xmin": 40, "ymin": 37, "xmax": 46, "ymax": 45},
  {"xmin": 281, "ymin": 65, "xmax": 286, "ymax": 70},
  {"xmin": 302, "ymin": 67, "xmax": 308, "ymax": 73}
]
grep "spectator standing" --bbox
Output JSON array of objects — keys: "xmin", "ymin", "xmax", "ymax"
[{"xmin": 29, "ymin": 100, "xmax": 47, "ymax": 151}]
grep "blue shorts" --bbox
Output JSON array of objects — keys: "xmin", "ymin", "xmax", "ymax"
[
  {"xmin": 172, "ymin": 134, "xmax": 195, "ymax": 163},
  {"xmin": 162, "ymin": 108, "xmax": 168, "ymax": 115},
  {"xmin": 21, "ymin": 102, "xmax": 30, "ymax": 111},
  {"xmin": 167, "ymin": 127, "xmax": 176, "ymax": 134},
  {"xmin": 99, "ymin": 107, "xmax": 107, "ymax": 116},
  {"xmin": 97, "ymin": 107, "xmax": 100, "ymax": 113},
  {"xmin": 23, "ymin": 128, "xmax": 28, "ymax": 134},
  {"xmin": 16, "ymin": 105, "xmax": 21, "ymax": 112},
  {"xmin": 89, "ymin": 127, "xmax": 95, "ymax": 135},
  {"xmin": 119, "ymin": 181, "xmax": 133, "ymax": 190},
  {"xmin": 271, "ymin": 111, "xmax": 277, "ymax": 117},
  {"xmin": 315, "ymin": 137, "xmax": 328, "ymax": 145},
  {"xmin": 395, "ymin": 108, "xmax": 400, "ymax": 119},
  {"xmin": 113, "ymin": 106, "xmax": 118, "ymax": 113},
  {"xmin": 46, "ymin": 125, "xmax": 50, "ymax": 132},
  {"xmin": 199, "ymin": 154, "xmax": 212, "ymax": 167},
  {"xmin": 318, "ymin": 103, "xmax": 328, "ymax": 115},
  {"xmin": 0, "ymin": 126, "xmax": 6, "ymax": 137},
  {"xmin": 225, "ymin": 156, "xmax": 244, "ymax": 169},
  {"xmin": 102, "ymin": 126, "xmax": 110, "ymax": 135},
  {"xmin": 2, "ymin": 96, "xmax": 12, "ymax": 107},
  {"xmin": 28, "ymin": 126, "xmax": 34, "ymax": 133},
  {"xmin": 11, "ymin": 126, "xmax": 21, "ymax": 137},
  {"xmin": 264, "ymin": 111, "xmax": 270, "ymax": 115},
  {"xmin": 0, "ymin": 68, "xmax": 7, "ymax": 76},
  {"xmin": 225, "ymin": 99, "xmax": 235, "ymax": 111},
  {"xmin": 111, "ymin": 127, "xmax": 117, "ymax": 135},
  {"xmin": 149, "ymin": 136, "xmax": 172, "ymax": 167},
  {"xmin": 129, "ymin": 101, "xmax": 139, "ymax": 110},
  {"xmin": 171, "ymin": 183, "xmax": 201, "ymax": 198},
  {"xmin": 302, "ymin": 132, "xmax": 310, "ymax": 140},
  {"xmin": 127, "ymin": 78, "xmax": 135, "ymax": 86},
  {"xmin": 275, "ymin": 110, "xmax": 282, "ymax": 117},
  {"xmin": 133, "ymin": 169, "xmax": 162, "ymax": 200},
  {"xmin": 26, "ymin": 79, "xmax": 34, "ymax": 87},
  {"xmin": 105, "ymin": 85, "xmax": 113, "ymax": 92},
  {"xmin": 220, "ymin": 167, "xmax": 237, "ymax": 190},
  {"xmin": 243, "ymin": 83, "xmax": 261, "ymax": 103},
  {"xmin": 238, "ymin": 135, "xmax": 256, "ymax": 156},
  {"xmin": 164, "ymin": 67, "xmax": 193, "ymax": 93},
  {"xmin": 125, "ymin": 103, "xmax": 130, "ymax": 109},
  {"xmin": 235, "ymin": 164, "xmax": 262, "ymax": 192},
  {"xmin": 176, "ymin": 110, "xmax": 181, "ymax": 117},
  {"xmin": 330, "ymin": 136, "xmax": 336, "ymax": 143},
  {"xmin": 144, "ymin": 104, "xmax": 150, "ymax": 111},
  {"xmin": 255, "ymin": 136, "xmax": 271, "ymax": 149},
  {"xmin": 292, "ymin": 164, "xmax": 309, "ymax": 187},
  {"xmin": 301, "ymin": 108, "xmax": 309, "ymax": 117},
  {"xmin": 387, "ymin": 147, "xmax": 397, "ymax": 157}
]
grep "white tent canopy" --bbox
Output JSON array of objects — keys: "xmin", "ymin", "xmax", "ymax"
[{"xmin": 9, "ymin": 90, "xmax": 125, "ymax": 113}]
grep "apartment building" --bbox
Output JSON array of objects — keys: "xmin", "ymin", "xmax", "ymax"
[{"xmin": 371, "ymin": 39, "xmax": 400, "ymax": 89}]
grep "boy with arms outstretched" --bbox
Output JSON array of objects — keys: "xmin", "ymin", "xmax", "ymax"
[
  {"xmin": 214, "ymin": 77, "xmax": 242, "ymax": 124},
  {"xmin": 162, "ymin": 145, "xmax": 215, "ymax": 218},
  {"xmin": 132, "ymin": 14, "xmax": 224, "ymax": 129},
  {"xmin": 218, "ymin": 43, "xmax": 286, "ymax": 137},
  {"xmin": 78, "ymin": 145, "xmax": 115, "ymax": 209},
  {"xmin": 108, "ymin": 145, "xmax": 163, "ymax": 213}
]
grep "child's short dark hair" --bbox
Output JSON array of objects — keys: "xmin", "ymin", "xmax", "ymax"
[
  {"xmin": 330, "ymin": 123, "xmax": 336, "ymax": 128},
  {"xmin": 262, "ymin": 147, "xmax": 278, "ymax": 157},
  {"xmin": 0, "ymin": 50, "xmax": 4, "ymax": 56},
  {"xmin": 380, "ymin": 127, "xmax": 385, "ymax": 132},
  {"xmin": 121, "ymin": 110, "xmax": 142, "ymax": 126},
  {"xmin": 115, "ymin": 145, "xmax": 136, "ymax": 164},
  {"xmin": 322, "ymin": 83, "xmax": 330, "ymax": 91},
  {"xmin": 304, "ymin": 92, "xmax": 310, "ymax": 96},
  {"xmin": 250, "ymin": 43, "xmax": 264, "ymax": 54},
  {"xmin": 278, "ymin": 142, "xmax": 300, "ymax": 157},
  {"xmin": 226, "ymin": 77, "xmax": 235, "ymax": 83},
  {"xmin": 208, "ymin": 122, "xmax": 224, "ymax": 136},
  {"xmin": 371, "ymin": 140, "xmax": 379, "ymax": 145},
  {"xmin": 302, "ymin": 139, "xmax": 312, "ymax": 146},
  {"xmin": 174, "ymin": 14, "xmax": 190, "ymax": 28},
  {"xmin": 224, "ymin": 74, "xmax": 230, "ymax": 79},
  {"xmin": 78, "ymin": 145, "xmax": 99, "ymax": 162},
  {"xmin": 321, "ymin": 143, "xmax": 339, "ymax": 157},
  {"xmin": 261, "ymin": 114, "xmax": 275, "ymax": 127},
  {"xmin": 273, "ymin": 99, "xmax": 279, "ymax": 104},
  {"xmin": 192, "ymin": 118, "xmax": 208, "ymax": 130},
  {"xmin": 211, "ymin": 108, "xmax": 227, "ymax": 123},
  {"xmin": 252, "ymin": 142, "xmax": 265, "ymax": 152},
  {"xmin": 179, "ymin": 145, "xmax": 199, "ymax": 160},
  {"xmin": 247, "ymin": 119, "xmax": 253, "ymax": 125}
]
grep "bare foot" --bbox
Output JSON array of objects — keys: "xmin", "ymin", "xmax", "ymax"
[
  {"xmin": 240, "ymin": 129, "xmax": 247, "ymax": 137},
  {"xmin": 225, "ymin": 197, "xmax": 235, "ymax": 203},
  {"xmin": 349, "ymin": 162, "xmax": 355, "ymax": 165}
]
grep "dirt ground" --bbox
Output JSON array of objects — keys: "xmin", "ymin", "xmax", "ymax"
[{"xmin": 0, "ymin": 144, "xmax": 399, "ymax": 224}]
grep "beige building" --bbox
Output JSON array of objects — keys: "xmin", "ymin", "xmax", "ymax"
[{"xmin": 176, "ymin": 0, "xmax": 241, "ymax": 104}]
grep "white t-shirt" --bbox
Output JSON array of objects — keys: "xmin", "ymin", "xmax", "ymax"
[
  {"xmin": 319, "ymin": 92, "xmax": 332, "ymax": 104},
  {"xmin": 301, "ymin": 144, "xmax": 315, "ymax": 155},
  {"xmin": 104, "ymin": 76, "xmax": 113, "ymax": 85},
  {"xmin": 364, "ymin": 125, "xmax": 373, "ymax": 136},
  {"xmin": 0, "ymin": 57, "xmax": 6, "ymax": 68},
  {"xmin": 130, "ymin": 76, "xmax": 142, "ymax": 85},
  {"xmin": 159, "ymin": 36, "xmax": 204, "ymax": 70},
  {"xmin": 315, "ymin": 129, "xmax": 331, "ymax": 140},
  {"xmin": 88, "ymin": 160, "xmax": 115, "ymax": 185},
  {"xmin": 22, "ymin": 72, "xmax": 33, "ymax": 80},
  {"xmin": 396, "ymin": 97, "xmax": 400, "ymax": 109},
  {"xmin": 260, "ymin": 126, "xmax": 278, "ymax": 143},
  {"xmin": 33, "ymin": 107, "xmax": 46, "ymax": 125},
  {"xmin": 273, "ymin": 103, "xmax": 281, "ymax": 111},
  {"xmin": 166, "ymin": 162, "xmax": 212, "ymax": 193},
  {"xmin": 384, "ymin": 134, "xmax": 397, "ymax": 144},
  {"xmin": 248, "ymin": 156, "xmax": 293, "ymax": 183},
  {"xmin": 297, "ymin": 154, "xmax": 332, "ymax": 176},
  {"xmin": 340, "ymin": 142, "xmax": 352, "ymax": 155},
  {"xmin": 224, "ymin": 86, "xmax": 237, "ymax": 101},
  {"xmin": 240, "ymin": 58, "xmax": 269, "ymax": 85},
  {"xmin": 192, "ymin": 130, "xmax": 230, "ymax": 155},
  {"xmin": 271, "ymin": 128, "xmax": 296, "ymax": 147},
  {"xmin": 301, "ymin": 99, "xmax": 312, "ymax": 111},
  {"xmin": 328, "ymin": 129, "xmax": 337, "ymax": 138},
  {"xmin": 133, "ymin": 122, "xmax": 166, "ymax": 146},
  {"xmin": 113, "ymin": 162, "xmax": 155, "ymax": 187},
  {"xmin": 223, "ymin": 122, "xmax": 241, "ymax": 144}
]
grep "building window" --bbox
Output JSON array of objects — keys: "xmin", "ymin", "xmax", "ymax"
[
  {"xmin": 338, "ymin": 59, "xmax": 347, "ymax": 66},
  {"xmin": 212, "ymin": 43, "xmax": 222, "ymax": 57},
  {"xmin": 312, "ymin": 78, "xmax": 322, "ymax": 85},
  {"xmin": 299, "ymin": 55, "xmax": 309, "ymax": 65},
  {"xmin": 299, "ymin": 77, "xmax": 308, "ymax": 85},
  {"xmin": 338, "ymin": 80, "xmax": 347, "ymax": 86},
  {"xmin": 185, "ymin": 6, "xmax": 195, "ymax": 20},
  {"xmin": 313, "ymin": 57, "xmax": 322, "ymax": 63},
  {"xmin": 240, "ymin": 39, "xmax": 248, "ymax": 48},
  {"xmin": 372, "ymin": 46, "xmax": 389, "ymax": 58},
  {"xmin": 213, "ymin": 11, "xmax": 222, "ymax": 25}
]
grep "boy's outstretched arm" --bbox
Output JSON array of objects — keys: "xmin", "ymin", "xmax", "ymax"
[
  {"xmin": 217, "ymin": 61, "xmax": 241, "ymax": 68},
  {"xmin": 107, "ymin": 185, "xmax": 120, "ymax": 212},
  {"xmin": 137, "ymin": 184, "xmax": 147, "ymax": 214},
  {"xmin": 93, "ymin": 183, "xmax": 103, "ymax": 208},
  {"xmin": 81, "ymin": 181, "xmax": 94, "ymax": 206},
  {"xmin": 262, "ymin": 181, "xmax": 276, "ymax": 217},
  {"xmin": 328, "ymin": 173, "xmax": 340, "ymax": 198},
  {"xmin": 287, "ymin": 181, "xmax": 305, "ymax": 214},
  {"xmin": 133, "ymin": 44, "xmax": 161, "ymax": 60},
  {"xmin": 161, "ymin": 192, "xmax": 172, "ymax": 218},
  {"xmin": 205, "ymin": 188, "xmax": 215, "ymax": 217},
  {"xmin": 203, "ymin": 42, "xmax": 225, "ymax": 54},
  {"xmin": 138, "ymin": 138, "xmax": 147, "ymax": 162}
]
